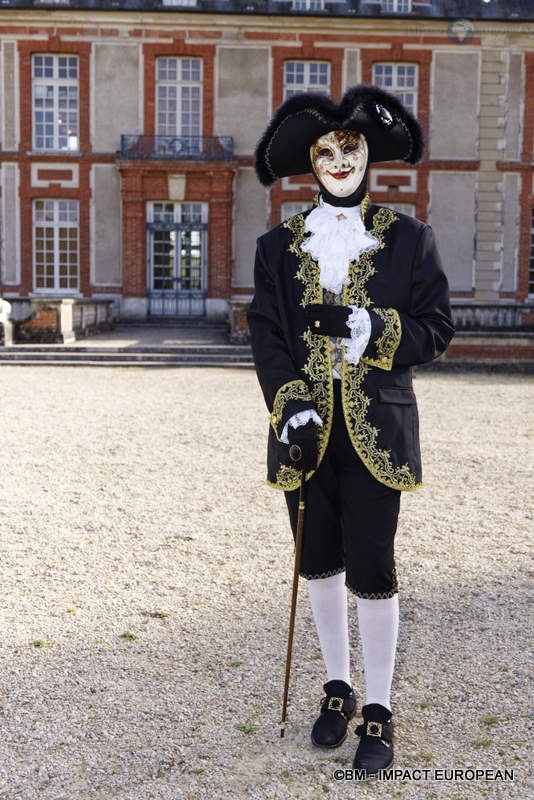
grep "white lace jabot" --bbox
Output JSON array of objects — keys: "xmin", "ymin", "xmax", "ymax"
[{"xmin": 300, "ymin": 197, "xmax": 379, "ymax": 295}]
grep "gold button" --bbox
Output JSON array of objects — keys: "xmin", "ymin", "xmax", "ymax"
[{"xmin": 314, "ymin": 320, "xmax": 321, "ymax": 329}]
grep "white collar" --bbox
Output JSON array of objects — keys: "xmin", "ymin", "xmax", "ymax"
[{"xmin": 300, "ymin": 198, "xmax": 378, "ymax": 295}]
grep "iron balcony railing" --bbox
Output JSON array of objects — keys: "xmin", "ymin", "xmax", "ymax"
[
  {"xmin": 451, "ymin": 304, "xmax": 534, "ymax": 332},
  {"xmin": 120, "ymin": 135, "xmax": 234, "ymax": 162}
]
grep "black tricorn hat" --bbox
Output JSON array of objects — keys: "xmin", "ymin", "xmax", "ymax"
[{"xmin": 254, "ymin": 84, "xmax": 424, "ymax": 187}]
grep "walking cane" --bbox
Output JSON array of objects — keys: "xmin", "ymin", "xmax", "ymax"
[{"xmin": 280, "ymin": 443, "xmax": 306, "ymax": 738}]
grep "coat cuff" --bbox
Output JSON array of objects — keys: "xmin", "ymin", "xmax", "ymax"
[
  {"xmin": 269, "ymin": 379, "xmax": 315, "ymax": 443},
  {"xmin": 361, "ymin": 307, "xmax": 402, "ymax": 371}
]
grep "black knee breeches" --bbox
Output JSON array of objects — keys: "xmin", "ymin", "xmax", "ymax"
[{"xmin": 284, "ymin": 380, "xmax": 401, "ymax": 598}]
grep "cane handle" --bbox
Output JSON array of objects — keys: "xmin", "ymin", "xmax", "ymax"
[{"xmin": 289, "ymin": 444, "xmax": 302, "ymax": 463}]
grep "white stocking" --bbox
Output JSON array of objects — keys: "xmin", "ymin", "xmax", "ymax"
[
  {"xmin": 356, "ymin": 595, "xmax": 399, "ymax": 712},
  {"xmin": 307, "ymin": 572, "xmax": 351, "ymax": 686}
]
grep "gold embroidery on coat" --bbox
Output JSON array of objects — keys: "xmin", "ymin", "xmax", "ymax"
[
  {"xmin": 268, "ymin": 463, "xmax": 302, "ymax": 491},
  {"xmin": 285, "ymin": 214, "xmax": 321, "ymax": 310},
  {"xmin": 271, "ymin": 379, "xmax": 312, "ymax": 441},
  {"xmin": 342, "ymin": 206, "xmax": 397, "ymax": 309},
  {"xmin": 342, "ymin": 361, "xmax": 421, "ymax": 491},
  {"xmin": 278, "ymin": 206, "xmax": 421, "ymax": 493},
  {"xmin": 340, "ymin": 207, "xmax": 420, "ymax": 491},
  {"xmin": 360, "ymin": 192, "xmax": 370, "ymax": 222},
  {"xmin": 362, "ymin": 307, "xmax": 402, "ymax": 371},
  {"xmin": 274, "ymin": 213, "xmax": 333, "ymax": 491}
]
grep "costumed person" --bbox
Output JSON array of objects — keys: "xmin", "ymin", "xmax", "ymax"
[{"xmin": 247, "ymin": 85, "xmax": 455, "ymax": 776}]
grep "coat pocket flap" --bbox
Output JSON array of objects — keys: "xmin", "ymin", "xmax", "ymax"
[{"xmin": 377, "ymin": 387, "xmax": 416, "ymax": 405}]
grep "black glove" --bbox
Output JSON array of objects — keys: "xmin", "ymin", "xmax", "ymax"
[
  {"xmin": 287, "ymin": 419, "xmax": 320, "ymax": 472},
  {"xmin": 305, "ymin": 304, "xmax": 351, "ymax": 338}
]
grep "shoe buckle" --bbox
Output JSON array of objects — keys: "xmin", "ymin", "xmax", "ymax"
[
  {"xmin": 366, "ymin": 721, "xmax": 383, "ymax": 737},
  {"xmin": 327, "ymin": 696, "xmax": 344, "ymax": 712}
]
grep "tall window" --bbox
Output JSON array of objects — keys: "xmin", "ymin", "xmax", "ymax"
[
  {"xmin": 34, "ymin": 200, "xmax": 79, "ymax": 292},
  {"xmin": 292, "ymin": 0, "xmax": 325, "ymax": 10},
  {"xmin": 284, "ymin": 61, "xmax": 330, "ymax": 99},
  {"xmin": 381, "ymin": 0, "xmax": 412, "ymax": 12},
  {"xmin": 530, "ymin": 210, "xmax": 534, "ymax": 295},
  {"xmin": 372, "ymin": 63, "xmax": 418, "ymax": 114},
  {"xmin": 155, "ymin": 58, "xmax": 203, "ymax": 137},
  {"xmin": 32, "ymin": 55, "xmax": 78, "ymax": 151}
]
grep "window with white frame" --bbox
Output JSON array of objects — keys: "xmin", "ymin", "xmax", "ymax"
[
  {"xmin": 281, "ymin": 201, "xmax": 312, "ymax": 222},
  {"xmin": 292, "ymin": 0, "xmax": 325, "ymax": 10},
  {"xmin": 34, "ymin": 199, "xmax": 79, "ymax": 292},
  {"xmin": 381, "ymin": 0, "xmax": 412, "ymax": 12},
  {"xmin": 32, "ymin": 55, "xmax": 78, "ymax": 151},
  {"xmin": 372, "ymin": 63, "xmax": 418, "ymax": 115},
  {"xmin": 155, "ymin": 57, "xmax": 203, "ymax": 138},
  {"xmin": 284, "ymin": 61, "xmax": 330, "ymax": 99}
]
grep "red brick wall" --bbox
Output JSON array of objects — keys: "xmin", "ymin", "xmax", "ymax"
[
  {"xmin": 445, "ymin": 341, "xmax": 534, "ymax": 362},
  {"xmin": 118, "ymin": 162, "xmax": 235, "ymax": 301}
]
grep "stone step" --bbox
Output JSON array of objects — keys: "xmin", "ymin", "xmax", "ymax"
[
  {"xmin": 1, "ymin": 344, "xmax": 252, "ymax": 356},
  {"xmin": 0, "ymin": 359, "xmax": 254, "ymax": 368},
  {"xmin": 0, "ymin": 347, "xmax": 254, "ymax": 366}
]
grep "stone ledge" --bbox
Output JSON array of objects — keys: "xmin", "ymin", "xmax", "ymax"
[{"xmin": 8, "ymin": 298, "xmax": 115, "ymax": 344}]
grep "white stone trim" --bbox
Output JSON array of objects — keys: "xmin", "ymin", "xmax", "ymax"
[
  {"xmin": 0, "ymin": 162, "xmax": 20, "ymax": 285},
  {"xmin": 206, "ymin": 298, "xmax": 229, "ymax": 321},
  {"xmin": 370, "ymin": 169, "xmax": 417, "ymax": 194},
  {"xmin": 30, "ymin": 162, "xmax": 79, "ymax": 189}
]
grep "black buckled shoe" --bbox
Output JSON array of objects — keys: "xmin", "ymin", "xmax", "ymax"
[
  {"xmin": 352, "ymin": 703, "xmax": 394, "ymax": 777},
  {"xmin": 311, "ymin": 680, "xmax": 356, "ymax": 749}
]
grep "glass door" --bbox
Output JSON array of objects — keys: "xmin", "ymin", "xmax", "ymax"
[{"xmin": 147, "ymin": 202, "xmax": 208, "ymax": 316}]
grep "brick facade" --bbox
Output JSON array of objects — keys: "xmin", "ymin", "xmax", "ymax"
[
  {"xmin": 118, "ymin": 160, "xmax": 235, "ymax": 302},
  {"xmin": 0, "ymin": 10, "xmax": 532, "ymax": 332}
]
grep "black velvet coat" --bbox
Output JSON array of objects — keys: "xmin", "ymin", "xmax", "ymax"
[{"xmin": 247, "ymin": 202, "xmax": 455, "ymax": 493}]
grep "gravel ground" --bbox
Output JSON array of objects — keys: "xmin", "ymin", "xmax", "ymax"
[{"xmin": 0, "ymin": 366, "xmax": 532, "ymax": 800}]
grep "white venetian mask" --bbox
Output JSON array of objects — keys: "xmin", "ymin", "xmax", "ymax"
[{"xmin": 310, "ymin": 130, "xmax": 368, "ymax": 197}]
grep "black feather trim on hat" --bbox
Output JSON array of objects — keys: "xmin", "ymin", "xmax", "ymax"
[
  {"xmin": 254, "ymin": 91, "xmax": 340, "ymax": 187},
  {"xmin": 254, "ymin": 84, "xmax": 424, "ymax": 187}
]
